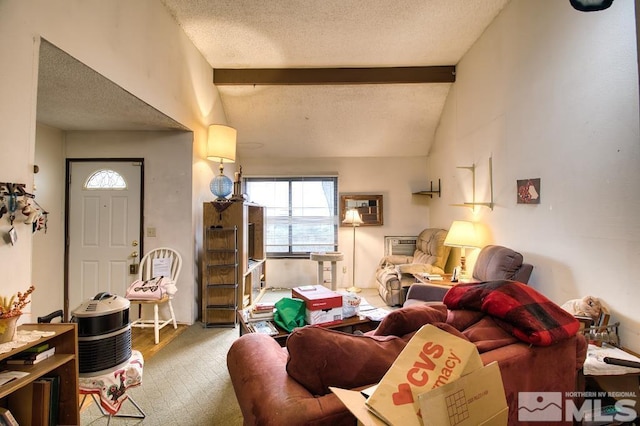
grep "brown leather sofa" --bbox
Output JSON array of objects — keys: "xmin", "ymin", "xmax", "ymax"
[
  {"xmin": 376, "ymin": 228, "xmax": 451, "ymax": 306},
  {"xmin": 404, "ymin": 244, "xmax": 533, "ymax": 306},
  {"xmin": 227, "ymin": 290, "xmax": 586, "ymax": 426}
]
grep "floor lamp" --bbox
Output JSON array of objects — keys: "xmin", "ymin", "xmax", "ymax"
[{"xmin": 343, "ymin": 208, "xmax": 363, "ymax": 293}]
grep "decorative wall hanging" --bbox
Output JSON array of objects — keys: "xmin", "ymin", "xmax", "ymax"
[
  {"xmin": 517, "ymin": 178, "xmax": 541, "ymax": 204},
  {"xmin": 0, "ymin": 182, "xmax": 49, "ymax": 234}
]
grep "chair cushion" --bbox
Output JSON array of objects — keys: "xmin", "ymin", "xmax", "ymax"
[
  {"xmin": 412, "ymin": 228, "xmax": 450, "ymax": 271},
  {"xmin": 396, "ymin": 263, "xmax": 437, "ymax": 275},
  {"xmin": 472, "ymin": 245, "xmax": 524, "ymax": 281}
]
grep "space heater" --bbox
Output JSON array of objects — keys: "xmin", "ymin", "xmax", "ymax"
[{"xmin": 71, "ymin": 292, "xmax": 132, "ymax": 375}]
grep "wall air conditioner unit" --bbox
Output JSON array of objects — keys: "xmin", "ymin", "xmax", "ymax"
[{"xmin": 384, "ymin": 236, "xmax": 418, "ymax": 256}]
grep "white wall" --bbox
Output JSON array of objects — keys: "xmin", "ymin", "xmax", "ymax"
[
  {"xmin": 32, "ymin": 124, "xmax": 66, "ymax": 318},
  {"xmin": 240, "ymin": 155, "xmax": 434, "ymax": 290},
  {"xmin": 64, "ymin": 131, "xmax": 195, "ymax": 323},
  {"xmin": 0, "ymin": 0, "xmax": 226, "ymax": 324},
  {"xmin": 427, "ymin": 0, "xmax": 640, "ymax": 351}
]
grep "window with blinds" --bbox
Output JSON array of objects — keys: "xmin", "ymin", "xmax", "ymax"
[{"xmin": 245, "ymin": 177, "xmax": 338, "ymax": 258}]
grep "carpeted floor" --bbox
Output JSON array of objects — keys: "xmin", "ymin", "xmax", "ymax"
[
  {"xmin": 80, "ymin": 287, "xmax": 389, "ymax": 425},
  {"xmin": 81, "ymin": 324, "xmax": 243, "ymax": 425}
]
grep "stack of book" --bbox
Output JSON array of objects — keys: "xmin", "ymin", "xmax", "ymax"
[
  {"xmin": 247, "ymin": 302, "xmax": 275, "ymax": 322},
  {"xmin": 6, "ymin": 343, "xmax": 55, "ymax": 365}
]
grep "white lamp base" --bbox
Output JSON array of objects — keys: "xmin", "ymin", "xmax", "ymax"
[{"xmin": 346, "ymin": 286, "xmax": 361, "ymax": 293}]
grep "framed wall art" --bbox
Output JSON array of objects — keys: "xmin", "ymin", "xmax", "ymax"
[{"xmin": 517, "ymin": 178, "xmax": 540, "ymax": 204}]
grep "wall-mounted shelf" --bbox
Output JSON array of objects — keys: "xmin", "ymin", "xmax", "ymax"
[
  {"xmin": 413, "ymin": 179, "xmax": 441, "ymax": 198},
  {"xmin": 451, "ymin": 157, "xmax": 494, "ymax": 211}
]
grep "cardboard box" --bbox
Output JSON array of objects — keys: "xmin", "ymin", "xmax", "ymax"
[
  {"xmin": 292, "ymin": 285, "xmax": 343, "ymax": 325},
  {"xmin": 305, "ymin": 306, "xmax": 343, "ymax": 325},
  {"xmin": 331, "ymin": 325, "xmax": 508, "ymax": 426},
  {"xmin": 418, "ymin": 362, "xmax": 508, "ymax": 426}
]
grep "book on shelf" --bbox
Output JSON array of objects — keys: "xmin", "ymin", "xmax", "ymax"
[
  {"xmin": 22, "ymin": 343, "xmax": 50, "ymax": 354},
  {"xmin": 32, "ymin": 379, "xmax": 51, "ymax": 426},
  {"xmin": 6, "ymin": 377, "xmax": 51, "ymax": 426},
  {"xmin": 0, "ymin": 407, "xmax": 19, "ymax": 426},
  {"xmin": 41, "ymin": 375, "xmax": 60, "ymax": 426},
  {"xmin": 6, "ymin": 347, "xmax": 56, "ymax": 365},
  {"xmin": 0, "ymin": 370, "xmax": 29, "ymax": 387}
]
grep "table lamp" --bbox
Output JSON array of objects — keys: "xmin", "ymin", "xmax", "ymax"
[
  {"xmin": 444, "ymin": 220, "xmax": 479, "ymax": 280},
  {"xmin": 207, "ymin": 124, "xmax": 236, "ymax": 200}
]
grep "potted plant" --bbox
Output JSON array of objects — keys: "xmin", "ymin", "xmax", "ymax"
[{"xmin": 0, "ymin": 285, "xmax": 35, "ymax": 343}]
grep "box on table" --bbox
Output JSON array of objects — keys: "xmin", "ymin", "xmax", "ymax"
[
  {"xmin": 292, "ymin": 285, "xmax": 343, "ymax": 325},
  {"xmin": 331, "ymin": 324, "xmax": 507, "ymax": 426}
]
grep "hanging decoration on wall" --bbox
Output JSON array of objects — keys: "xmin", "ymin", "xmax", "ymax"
[
  {"xmin": 0, "ymin": 182, "xmax": 49, "ymax": 236},
  {"xmin": 517, "ymin": 178, "xmax": 541, "ymax": 204}
]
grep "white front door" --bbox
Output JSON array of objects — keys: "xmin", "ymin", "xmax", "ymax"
[{"xmin": 67, "ymin": 161, "xmax": 142, "ymax": 314}]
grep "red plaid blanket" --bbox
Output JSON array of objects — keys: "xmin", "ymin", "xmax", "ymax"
[{"xmin": 443, "ymin": 280, "xmax": 579, "ymax": 346}]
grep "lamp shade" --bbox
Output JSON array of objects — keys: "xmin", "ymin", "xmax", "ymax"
[
  {"xmin": 342, "ymin": 208, "xmax": 363, "ymax": 226},
  {"xmin": 207, "ymin": 124, "xmax": 237, "ymax": 163},
  {"xmin": 444, "ymin": 220, "xmax": 479, "ymax": 248}
]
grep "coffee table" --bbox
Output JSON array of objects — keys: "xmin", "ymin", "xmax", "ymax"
[{"xmin": 237, "ymin": 311, "xmax": 379, "ymax": 347}]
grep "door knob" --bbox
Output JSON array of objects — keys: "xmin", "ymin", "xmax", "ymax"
[
  {"xmin": 130, "ymin": 251, "xmax": 138, "ymax": 258},
  {"xmin": 132, "ymin": 240, "xmax": 138, "ymax": 247}
]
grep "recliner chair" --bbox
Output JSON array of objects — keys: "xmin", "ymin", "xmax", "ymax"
[
  {"xmin": 375, "ymin": 228, "xmax": 451, "ymax": 306},
  {"xmin": 404, "ymin": 244, "xmax": 533, "ymax": 306}
]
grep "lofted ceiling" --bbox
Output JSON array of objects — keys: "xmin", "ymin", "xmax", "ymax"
[{"xmin": 36, "ymin": 1, "xmax": 511, "ymax": 158}]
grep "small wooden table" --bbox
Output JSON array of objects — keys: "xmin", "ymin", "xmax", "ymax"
[
  {"xmin": 413, "ymin": 273, "xmax": 457, "ymax": 287},
  {"xmin": 237, "ymin": 311, "xmax": 379, "ymax": 347},
  {"xmin": 409, "ymin": 273, "xmax": 471, "ymax": 303}
]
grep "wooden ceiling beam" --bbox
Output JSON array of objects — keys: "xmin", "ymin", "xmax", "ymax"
[{"xmin": 213, "ymin": 66, "xmax": 456, "ymax": 85}]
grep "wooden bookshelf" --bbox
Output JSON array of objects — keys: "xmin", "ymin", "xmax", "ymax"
[{"xmin": 0, "ymin": 323, "xmax": 79, "ymax": 425}]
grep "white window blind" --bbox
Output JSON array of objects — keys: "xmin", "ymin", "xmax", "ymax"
[{"xmin": 245, "ymin": 177, "xmax": 338, "ymax": 257}]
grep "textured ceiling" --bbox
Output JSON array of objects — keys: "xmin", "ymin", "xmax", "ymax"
[
  {"xmin": 37, "ymin": 40, "xmax": 188, "ymax": 132},
  {"xmin": 36, "ymin": 0, "xmax": 511, "ymax": 158}
]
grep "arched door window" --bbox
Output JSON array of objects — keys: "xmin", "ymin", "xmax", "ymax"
[{"xmin": 85, "ymin": 169, "xmax": 127, "ymax": 189}]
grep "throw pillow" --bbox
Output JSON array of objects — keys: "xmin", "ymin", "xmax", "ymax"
[
  {"xmin": 461, "ymin": 316, "xmax": 519, "ymax": 353},
  {"xmin": 373, "ymin": 304, "xmax": 448, "ymax": 337},
  {"xmin": 286, "ymin": 326, "xmax": 410, "ymax": 396}
]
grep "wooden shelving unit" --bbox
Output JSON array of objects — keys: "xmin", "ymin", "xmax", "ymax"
[
  {"xmin": 0, "ymin": 323, "xmax": 79, "ymax": 425},
  {"xmin": 202, "ymin": 201, "xmax": 266, "ymax": 326},
  {"xmin": 203, "ymin": 226, "xmax": 239, "ymax": 327}
]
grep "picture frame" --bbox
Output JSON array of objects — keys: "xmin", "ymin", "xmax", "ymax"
[
  {"xmin": 517, "ymin": 178, "xmax": 541, "ymax": 204},
  {"xmin": 339, "ymin": 194, "xmax": 383, "ymax": 226}
]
